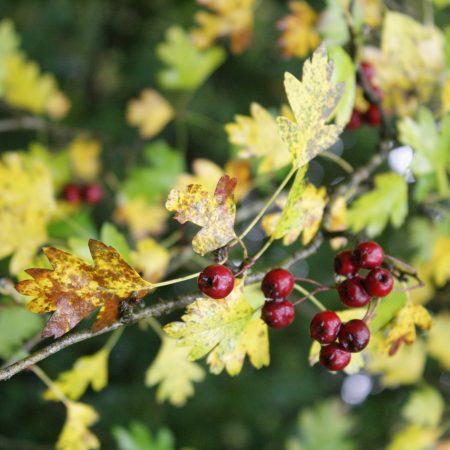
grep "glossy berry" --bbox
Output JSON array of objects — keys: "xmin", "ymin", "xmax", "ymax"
[
  {"xmin": 82, "ymin": 183, "xmax": 104, "ymax": 204},
  {"xmin": 352, "ymin": 241, "xmax": 384, "ymax": 269},
  {"xmin": 198, "ymin": 264, "xmax": 235, "ymax": 299},
  {"xmin": 364, "ymin": 268, "xmax": 394, "ymax": 297},
  {"xmin": 339, "ymin": 319, "xmax": 370, "ymax": 352},
  {"xmin": 365, "ymin": 104, "xmax": 381, "ymax": 126},
  {"xmin": 310, "ymin": 310, "xmax": 342, "ymax": 345},
  {"xmin": 347, "ymin": 109, "xmax": 362, "ymax": 130},
  {"xmin": 261, "ymin": 299, "xmax": 295, "ymax": 329},
  {"xmin": 334, "ymin": 250, "xmax": 359, "ymax": 277},
  {"xmin": 261, "ymin": 268, "xmax": 294, "ymax": 300},
  {"xmin": 62, "ymin": 183, "xmax": 82, "ymax": 203},
  {"xmin": 337, "ymin": 276, "xmax": 371, "ymax": 308},
  {"xmin": 319, "ymin": 343, "xmax": 351, "ymax": 371}
]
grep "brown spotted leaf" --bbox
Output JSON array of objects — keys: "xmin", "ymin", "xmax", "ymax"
[
  {"xmin": 165, "ymin": 175, "xmax": 237, "ymax": 255},
  {"xmin": 16, "ymin": 240, "xmax": 153, "ymax": 338}
]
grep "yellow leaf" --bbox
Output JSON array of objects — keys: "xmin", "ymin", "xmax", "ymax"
[
  {"xmin": 56, "ymin": 401, "xmax": 100, "ymax": 450},
  {"xmin": 225, "ymin": 159, "xmax": 252, "ymax": 202},
  {"xmin": 131, "ymin": 238, "xmax": 170, "ymax": 283},
  {"xmin": 44, "ymin": 349, "xmax": 109, "ymax": 401},
  {"xmin": 355, "ymin": 0, "xmax": 384, "ymax": 28},
  {"xmin": 277, "ymin": 45, "xmax": 344, "ymax": 169},
  {"xmin": 46, "ymin": 90, "xmax": 71, "ymax": 120},
  {"xmin": 16, "ymin": 240, "xmax": 153, "ymax": 338},
  {"xmin": 68, "ymin": 136, "xmax": 102, "ymax": 182},
  {"xmin": 427, "ymin": 313, "xmax": 450, "ymax": 370},
  {"xmin": 328, "ymin": 196, "xmax": 348, "ymax": 249},
  {"xmin": 126, "ymin": 89, "xmax": 174, "ymax": 139},
  {"xmin": 164, "ymin": 281, "xmax": 270, "ymax": 376},
  {"xmin": 191, "ymin": 0, "xmax": 255, "ymax": 54},
  {"xmin": 0, "ymin": 152, "xmax": 56, "ymax": 274},
  {"xmin": 225, "ymin": 103, "xmax": 291, "ymax": 173},
  {"xmin": 387, "ymin": 425, "xmax": 442, "ymax": 450},
  {"xmin": 145, "ymin": 336, "xmax": 205, "ymax": 407},
  {"xmin": 114, "ymin": 197, "xmax": 168, "ymax": 239},
  {"xmin": 427, "ymin": 237, "xmax": 450, "ymax": 287},
  {"xmin": 166, "ymin": 175, "xmax": 237, "ymax": 255},
  {"xmin": 277, "ymin": 1, "xmax": 320, "ymax": 58}
]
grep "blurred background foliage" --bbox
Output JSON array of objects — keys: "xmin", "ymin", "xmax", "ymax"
[{"xmin": 0, "ymin": 0, "xmax": 449, "ymax": 449}]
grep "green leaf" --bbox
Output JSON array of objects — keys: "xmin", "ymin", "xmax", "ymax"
[
  {"xmin": 100, "ymin": 223, "xmax": 132, "ymax": 265},
  {"xmin": 0, "ymin": 302, "xmax": 43, "ymax": 359},
  {"xmin": 433, "ymin": 0, "xmax": 450, "ymax": 8},
  {"xmin": 369, "ymin": 291, "xmax": 408, "ymax": 332},
  {"xmin": 122, "ymin": 140, "xmax": 185, "ymax": 203},
  {"xmin": 0, "ymin": 19, "xmax": 20, "ymax": 96},
  {"xmin": 112, "ymin": 422, "xmax": 175, "ymax": 450},
  {"xmin": 286, "ymin": 399, "xmax": 356, "ymax": 450},
  {"xmin": 318, "ymin": 1, "xmax": 349, "ymax": 48},
  {"xmin": 156, "ymin": 26, "xmax": 226, "ymax": 91},
  {"xmin": 402, "ymin": 386, "xmax": 445, "ymax": 427},
  {"xmin": 347, "ymin": 172, "xmax": 408, "ymax": 237}
]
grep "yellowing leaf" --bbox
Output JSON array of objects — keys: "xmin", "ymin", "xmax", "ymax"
[
  {"xmin": 164, "ymin": 281, "xmax": 270, "ymax": 376},
  {"xmin": 277, "ymin": 1, "xmax": 320, "ymax": 59},
  {"xmin": 387, "ymin": 425, "xmax": 442, "ymax": 450},
  {"xmin": 145, "ymin": 336, "xmax": 205, "ymax": 407},
  {"xmin": 46, "ymin": 90, "xmax": 71, "ymax": 120},
  {"xmin": 327, "ymin": 196, "xmax": 348, "ymax": 249},
  {"xmin": 225, "ymin": 103, "xmax": 291, "ymax": 173},
  {"xmin": 427, "ymin": 238, "xmax": 450, "ymax": 287},
  {"xmin": 427, "ymin": 313, "xmax": 450, "ymax": 370},
  {"xmin": 0, "ymin": 152, "xmax": 56, "ymax": 274},
  {"xmin": 402, "ymin": 386, "xmax": 444, "ymax": 428},
  {"xmin": 277, "ymin": 45, "xmax": 344, "ymax": 169},
  {"xmin": 16, "ymin": 240, "xmax": 153, "ymax": 338},
  {"xmin": 347, "ymin": 172, "xmax": 408, "ymax": 237},
  {"xmin": 68, "ymin": 137, "xmax": 102, "ymax": 182},
  {"xmin": 166, "ymin": 175, "xmax": 237, "ymax": 255},
  {"xmin": 191, "ymin": 0, "xmax": 255, "ymax": 54},
  {"xmin": 354, "ymin": 0, "xmax": 384, "ymax": 29},
  {"xmin": 44, "ymin": 349, "xmax": 109, "ymax": 401},
  {"xmin": 126, "ymin": 89, "xmax": 174, "ymax": 139},
  {"xmin": 56, "ymin": 401, "xmax": 100, "ymax": 450},
  {"xmin": 131, "ymin": 238, "xmax": 170, "ymax": 283}
]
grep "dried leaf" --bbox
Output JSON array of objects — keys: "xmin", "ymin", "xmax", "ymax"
[
  {"xmin": 166, "ymin": 175, "xmax": 237, "ymax": 255},
  {"xmin": 277, "ymin": 45, "xmax": 343, "ymax": 169},
  {"xmin": 16, "ymin": 240, "xmax": 153, "ymax": 338}
]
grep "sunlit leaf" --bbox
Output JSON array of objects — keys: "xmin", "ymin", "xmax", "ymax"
[{"xmin": 387, "ymin": 425, "xmax": 442, "ymax": 450}]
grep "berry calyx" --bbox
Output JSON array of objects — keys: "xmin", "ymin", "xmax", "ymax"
[
  {"xmin": 310, "ymin": 310, "xmax": 342, "ymax": 345},
  {"xmin": 82, "ymin": 183, "xmax": 104, "ymax": 204},
  {"xmin": 261, "ymin": 268, "xmax": 294, "ymax": 300},
  {"xmin": 352, "ymin": 241, "xmax": 384, "ymax": 269},
  {"xmin": 261, "ymin": 299, "xmax": 295, "ymax": 329},
  {"xmin": 347, "ymin": 109, "xmax": 362, "ymax": 130},
  {"xmin": 62, "ymin": 183, "xmax": 82, "ymax": 203},
  {"xmin": 337, "ymin": 276, "xmax": 371, "ymax": 308},
  {"xmin": 198, "ymin": 264, "xmax": 235, "ymax": 299},
  {"xmin": 364, "ymin": 268, "xmax": 394, "ymax": 297},
  {"xmin": 338, "ymin": 319, "xmax": 370, "ymax": 352},
  {"xmin": 319, "ymin": 343, "xmax": 351, "ymax": 371},
  {"xmin": 334, "ymin": 250, "xmax": 359, "ymax": 277}
]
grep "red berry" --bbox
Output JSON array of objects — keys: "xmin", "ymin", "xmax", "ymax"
[
  {"xmin": 337, "ymin": 276, "xmax": 371, "ymax": 308},
  {"xmin": 365, "ymin": 104, "xmax": 381, "ymax": 126},
  {"xmin": 310, "ymin": 310, "xmax": 342, "ymax": 345},
  {"xmin": 360, "ymin": 62, "xmax": 375, "ymax": 84},
  {"xmin": 347, "ymin": 109, "xmax": 362, "ymax": 130},
  {"xmin": 319, "ymin": 343, "xmax": 351, "ymax": 371},
  {"xmin": 261, "ymin": 299, "xmax": 295, "ymax": 329},
  {"xmin": 62, "ymin": 183, "xmax": 82, "ymax": 203},
  {"xmin": 334, "ymin": 250, "xmax": 359, "ymax": 277},
  {"xmin": 82, "ymin": 183, "xmax": 104, "ymax": 204},
  {"xmin": 364, "ymin": 268, "xmax": 393, "ymax": 297},
  {"xmin": 261, "ymin": 268, "xmax": 294, "ymax": 300},
  {"xmin": 338, "ymin": 319, "xmax": 370, "ymax": 352},
  {"xmin": 352, "ymin": 241, "xmax": 384, "ymax": 269},
  {"xmin": 198, "ymin": 265, "xmax": 235, "ymax": 299}
]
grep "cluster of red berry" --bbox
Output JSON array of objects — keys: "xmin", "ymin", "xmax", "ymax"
[
  {"xmin": 347, "ymin": 62, "xmax": 382, "ymax": 130},
  {"xmin": 62, "ymin": 183, "xmax": 104, "ymax": 205},
  {"xmin": 311, "ymin": 241, "xmax": 393, "ymax": 371}
]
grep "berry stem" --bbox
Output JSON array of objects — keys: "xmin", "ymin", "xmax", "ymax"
[
  {"xmin": 146, "ymin": 317, "xmax": 166, "ymax": 340},
  {"xmin": 104, "ymin": 328, "xmax": 124, "ymax": 352},
  {"xmin": 363, "ymin": 298, "xmax": 381, "ymax": 323},
  {"xmin": 235, "ymin": 236, "xmax": 275, "ymax": 277},
  {"xmin": 319, "ymin": 151, "xmax": 354, "ymax": 174},
  {"xmin": 294, "ymin": 277, "xmax": 330, "ymax": 289},
  {"xmin": 293, "ymin": 284, "xmax": 327, "ymax": 310},
  {"xmin": 151, "ymin": 271, "xmax": 200, "ymax": 288}
]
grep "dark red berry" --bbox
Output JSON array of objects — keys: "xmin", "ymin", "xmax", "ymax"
[
  {"xmin": 352, "ymin": 241, "xmax": 384, "ymax": 269},
  {"xmin": 82, "ymin": 183, "xmax": 104, "ymax": 204},
  {"xmin": 319, "ymin": 343, "xmax": 351, "ymax": 371},
  {"xmin": 364, "ymin": 268, "xmax": 393, "ymax": 297},
  {"xmin": 261, "ymin": 299, "xmax": 295, "ymax": 329},
  {"xmin": 310, "ymin": 310, "xmax": 342, "ymax": 344},
  {"xmin": 198, "ymin": 264, "xmax": 235, "ymax": 299},
  {"xmin": 62, "ymin": 183, "xmax": 82, "ymax": 203},
  {"xmin": 365, "ymin": 104, "xmax": 381, "ymax": 126},
  {"xmin": 337, "ymin": 276, "xmax": 371, "ymax": 308},
  {"xmin": 338, "ymin": 319, "xmax": 370, "ymax": 352},
  {"xmin": 261, "ymin": 268, "xmax": 294, "ymax": 300},
  {"xmin": 347, "ymin": 109, "xmax": 362, "ymax": 130},
  {"xmin": 334, "ymin": 250, "xmax": 359, "ymax": 277},
  {"xmin": 360, "ymin": 62, "xmax": 375, "ymax": 84}
]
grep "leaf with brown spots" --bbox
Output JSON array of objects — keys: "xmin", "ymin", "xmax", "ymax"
[
  {"xmin": 16, "ymin": 240, "xmax": 153, "ymax": 338},
  {"xmin": 165, "ymin": 175, "xmax": 237, "ymax": 255}
]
